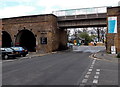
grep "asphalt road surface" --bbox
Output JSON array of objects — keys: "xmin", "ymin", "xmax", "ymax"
[{"xmin": 2, "ymin": 51, "xmax": 118, "ymax": 86}]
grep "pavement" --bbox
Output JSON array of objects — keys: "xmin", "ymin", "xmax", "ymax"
[{"xmin": 92, "ymin": 51, "xmax": 119, "ymax": 63}]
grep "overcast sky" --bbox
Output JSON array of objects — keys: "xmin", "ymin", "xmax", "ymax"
[{"xmin": 0, "ymin": 0, "xmax": 120, "ymax": 18}]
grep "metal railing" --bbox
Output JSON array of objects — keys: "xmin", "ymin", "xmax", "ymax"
[{"xmin": 52, "ymin": 6, "xmax": 107, "ymax": 17}]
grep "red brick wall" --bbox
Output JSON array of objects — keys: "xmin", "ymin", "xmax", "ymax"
[
  {"xmin": 2, "ymin": 14, "xmax": 64, "ymax": 53},
  {"xmin": 107, "ymin": 6, "xmax": 120, "ymax": 53}
]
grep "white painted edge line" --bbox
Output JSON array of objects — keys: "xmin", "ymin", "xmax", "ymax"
[
  {"xmin": 92, "ymin": 62, "xmax": 95, "ymax": 65},
  {"xmin": 90, "ymin": 66, "xmax": 93, "ymax": 69},
  {"xmin": 91, "ymin": 64, "xmax": 94, "ymax": 67},
  {"xmin": 96, "ymin": 69, "xmax": 100, "ymax": 72},
  {"xmin": 85, "ymin": 75, "xmax": 90, "ymax": 78},
  {"xmin": 87, "ymin": 72, "xmax": 91, "ymax": 75},
  {"xmin": 96, "ymin": 72, "xmax": 100, "ymax": 75},
  {"xmin": 92, "ymin": 60, "xmax": 96, "ymax": 65},
  {"xmin": 93, "ymin": 79, "xmax": 98, "ymax": 84},
  {"xmin": 94, "ymin": 75, "xmax": 99, "ymax": 79},
  {"xmin": 88, "ymin": 69, "xmax": 93, "ymax": 71},
  {"xmin": 82, "ymin": 79, "xmax": 88, "ymax": 83}
]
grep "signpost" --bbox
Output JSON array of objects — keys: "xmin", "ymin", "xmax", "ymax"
[
  {"xmin": 108, "ymin": 17, "xmax": 117, "ymax": 33},
  {"xmin": 111, "ymin": 46, "xmax": 116, "ymax": 54}
]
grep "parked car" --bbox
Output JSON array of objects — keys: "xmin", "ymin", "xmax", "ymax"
[
  {"xmin": 1, "ymin": 48, "xmax": 19, "ymax": 59},
  {"xmin": 10, "ymin": 47, "xmax": 28, "ymax": 57}
]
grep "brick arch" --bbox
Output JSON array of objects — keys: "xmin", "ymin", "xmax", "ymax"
[
  {"xmin": 15, "ymin": 29, "xmax": 36, "ymax": 52},
  {"xmin": 2, "ymin": 31, "xmax": 13, "ymax": 47}
]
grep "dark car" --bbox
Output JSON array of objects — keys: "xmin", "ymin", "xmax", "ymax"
[
  {"xmin": 11, "ymin": 47, "xmax": 28, "ymax": 57},
  {"xmin": 1, "ymin": 48, "xmax": 19, "ymax": 59}
]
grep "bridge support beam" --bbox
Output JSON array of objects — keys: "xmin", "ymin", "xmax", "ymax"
[
  {"xmin": 106, "ymin": 6, "xmax": 120, "ymax": 53},
  {"xmin": 58, "ymin": 29, "xmax": 68, "ymax": 50}
]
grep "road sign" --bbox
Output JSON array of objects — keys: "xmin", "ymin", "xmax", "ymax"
[
  {"xmin": 111, "ymin": 46, "xmax": 116, "ymax": 54},
  {"xmin": 108, "ymin": 17, "xmax": 117, "ymax": 33}
]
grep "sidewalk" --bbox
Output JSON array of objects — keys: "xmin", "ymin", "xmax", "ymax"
[{"xmin": 93, "ymin": 51, "xmax": 118, "ymax": 63}]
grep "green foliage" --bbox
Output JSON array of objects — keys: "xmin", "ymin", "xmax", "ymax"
[
  {"xmin": 79, "ymin": 32, "xmax": 92, "ymax": 45},
  {"xmin": 117, "ymin": 53, "xmax": 120, "ymax": 58},
  {"xmin": 90, "ymin": 35, "xmax": 97, "ymax": 41}
]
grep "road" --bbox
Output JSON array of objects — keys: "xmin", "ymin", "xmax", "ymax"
[{"xmin": 2, "ymin": 51, "xmax": 118, "ymax": 86}]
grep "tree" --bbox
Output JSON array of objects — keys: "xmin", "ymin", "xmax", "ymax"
[
  {"xmin": 93, "ymin": 27, "xmax": 106, "ymax": 42},
  {"xmin": 90, "ymin": 34, "xmax": 97, "ymax": 41},
  {"xmin": 79, "ymin": 32, "xmax": 92, "ymax": 45}
]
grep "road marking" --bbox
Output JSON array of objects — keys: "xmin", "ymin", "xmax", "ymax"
[
  {"xmin": 88, "ymin": 69, "xmax": 92, "ymax": 71},
  {"xmin": 96, "ymin": 72, "xmax": 100, "ymax": 75},
  {"xmin": 93, "ymin": 79, "xmax": 98, "ymax": 84},
  {"xmin": 82, "ymin": 79, "xmax": 88, "ymax": 83},
  {"xmin": 92, "ymin": 60, "xmax": 96, "ymax": 65},
  {"xmin": 80, "ymin": 57, "xmax": 98, "ymax": 86},
  {"xmin": 91, "ymin": 64, "xmax": 94, "ymax": 67},
  {"xmin": 85, "ymin": 75, "xmax": 90, "ymax": 78},
  {"xmin": 90, "ymin": 66, "xmax": 93, "ymax": 68},
  {"xmin": 87, "ymin": 72, "xmax": 91, "ymax": 75},
  {"xmin": 96, "ymin": 69, "xmax": 100, "ymax": 72},
  {"xmin": 94, "ymin": 75, "xmax": 99, "ymax": 79}
]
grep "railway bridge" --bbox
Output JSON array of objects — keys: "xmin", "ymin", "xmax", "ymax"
[{"xmin": 1, "ymin": 6, "xmax": 120, "ymax": 53}]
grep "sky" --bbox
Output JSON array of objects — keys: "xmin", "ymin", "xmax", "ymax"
[{"xmin": 0, "ymin": 0, "xmax": 120, "ymax": 18}]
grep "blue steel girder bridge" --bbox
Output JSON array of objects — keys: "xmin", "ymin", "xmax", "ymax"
[{"xmin": 53, "ymin": 7, "xmax": 107, "ymax": 28}]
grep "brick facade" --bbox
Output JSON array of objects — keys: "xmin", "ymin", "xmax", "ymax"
[
  {"xmin": 2, "ymin": 14, "xmax": 67, "ymax": 53},
  {"xmin": 106, "ymin": 6, "xmax": 120, "ymax": 53}
]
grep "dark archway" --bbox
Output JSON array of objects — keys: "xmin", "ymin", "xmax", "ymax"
[
  {"xmin": 15, "ymin": 30, "xmax": 36, "ymax": 52},
  {"xmin": 2, "ymin": 31, "xmax": 12, "ymax": 47}
]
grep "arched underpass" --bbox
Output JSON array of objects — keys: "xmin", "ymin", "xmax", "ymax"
[
  {"xmin": 2, "ymin": 31, "xmax": 12, "ymax": 47},
  {"xmin": 15, "ymin": 30, "xmax": 36, "ymax": 52}
]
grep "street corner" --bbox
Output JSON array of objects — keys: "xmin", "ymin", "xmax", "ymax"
[
  {"xmin": 89, "ymin": 53, "xmax": 102, "ymax": 60},
  {"xmin": 90, "ymin": 52, "xmax": 118, "ymax": 63}
]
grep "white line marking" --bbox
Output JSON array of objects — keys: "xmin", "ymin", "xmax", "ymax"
[
  {"xmin": 96, "ymin": 69, "xmax": 100, "ymax": 72},
  {"xmin": 88, "ymin": 69, "xmax": 92, "ymax": 71},
  {"xmin": 90, "ymin": 66, "xmax": 93, "ymax": 68},
  {"xmin": 85, "ymin": 75, "xmax": 90, "ymax": 78},
  {"xmin": 91, "ymin": 64, "xmax": 94, "ymax": 67},
  {"xmin": 87, "ymin": 72, "xmax": 91, "ymax": 75},
  {"xmin": 92, "ymin": 60, "xmax": 96, "ymax": 64},
  {"xmin": 82, "ymin": 79, "xmax": 88, "ymax": 83},
  {"xmin": 93, "ymin": 79, "xmax": 98, "ymax": 84},
  {"xmin": 96, "ymin": 72, "xmax": 100, "ymax": 75},
  {"xmin": 94, "ymin": 75, "xmax": 99, "ymax": 79}
]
